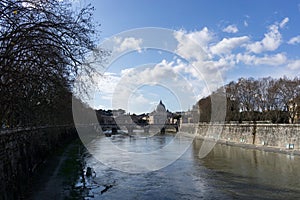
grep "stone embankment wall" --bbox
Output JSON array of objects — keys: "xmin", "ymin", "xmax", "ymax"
[
  {"xmin": 180, "ymin": 123, "xmax": 199, "ymax": 134},
  {"xmin": 0, "ymin": 126, "xmax": 77, "ymax": 200},
  {"xmin": 197, "ymin": 123, "xmax": 300, "ymax": 150}
]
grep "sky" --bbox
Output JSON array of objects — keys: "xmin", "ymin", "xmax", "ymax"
[{"xmin": 72, "ymin": 0, "xmax": 300, "ymax": 114}]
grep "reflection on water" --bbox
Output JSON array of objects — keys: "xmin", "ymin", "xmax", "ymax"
[
  {"xmin": 78, "ymin": 134, "xmax": 300, "ymax": 199},
  {"xmin": 194, "ymin": 139, "xmax": 300, "ymax": 199},
  {"xmin": 86, "ymin": 133, "xmax": 194, "ymax": 173}
]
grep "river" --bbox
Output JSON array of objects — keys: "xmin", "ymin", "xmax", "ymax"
[{"xmin": 72, "ymin": 132, "xmax": 300, "ymax": 199}]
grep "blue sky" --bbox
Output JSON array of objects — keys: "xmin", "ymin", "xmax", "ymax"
[{"xmin": 73, "ymin": 0, "xmax": 300, "ymax": 114}]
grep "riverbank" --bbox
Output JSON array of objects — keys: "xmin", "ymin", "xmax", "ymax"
[
  {"xmin": 180, "ymin": 122, "xmax": 300, "ymax": 157},
  {"xmin": 27, "ymin": 139, "xmax": 86, "ymax": 200},
  {"xmin": 195, "ymin": 136, "xmax": 300, "ymax": 157},
  {"xmin": 0, "ymin": 126, "xmax": 77, "ymax": 200}
]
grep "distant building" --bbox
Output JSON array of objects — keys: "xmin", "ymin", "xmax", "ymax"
[
  {"xmin": 289, "ymin": 97, "xmax": 300, "ymax": 124},
  {"xmin": 181, "ymin": 105, "xmax": 199, "ymax": 124},
  {"xmin": 148, "ymin": 100, "xmax": 179, "ymax": 125},
  {"xmin": 148, "ymin": 100, "xmax": 168, "ymax": 125},
  {"xmin": 95, "ymin": 101, "xmax": 181, "ymax": 132},
  {"xmin": 112, "ymin": 109, "xmax": 126, "ymax": 117}
]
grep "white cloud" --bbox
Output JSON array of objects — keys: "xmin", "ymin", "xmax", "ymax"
[
  {"xmin": 121, "ymin": 68, "xmax": 135, "ymax": 76},
  {"xmin": 194, "ymin": 55, "xmax": 235, "ymax": 75},
  {"xmin": 93, "ymin": 104, "xmax": 107, "ymax": 110},
  {"xmin": 210, "ymin": 36, "xmax": 249, "ymax": 55},
  {"xmin": 173, "ymin": 27, "xmax": 234, "ymax": 73},
  {"xmin": 173, "ymin": 28, "xmax": 236, "ymax": 93},
  {"xmin": 95, "ymin": 23, "xmax": 296, "ymax": 112},
  {"xmin": 89, "ymin": 72, "xmax": 120, "ymax": 99},
  {"xmin": 223, "ymin": 24, "xmax": 239, "ymax": 33},
  {"xmin": 174, "ymin": 27, "xmax": 213, "ymax": 61},
  {"xmin": 128, "ymin": 92, "xmax": 152, "ymax": 113},
  {"xmin": 287, "ymin": 60, "xmax": 300, "ymax": 70},
  {"xmin": 244, "ymin": 15, "xmax": 250, "ymax": 27},
  {"xmin": 236, "ymin": 53, "xmax": 287, "ymax": 66},
  {"xmin": 88, "ymin": 69, "xmax": 156, "ymax": 113},
  {"xmin": 77, "ymin": 72, "xmax": 121, "ymax": 109},
  {"xmin": 288, "ymin": 35, "xmax": 300, "ymax": 45},
  {"xmin": 247, "ymin": 24, "xmax": 282, "ymax": 53},
  {"xmin": 279, "ymin": 17, "xmax": 289, "ymax": 28},
  {"xmin": 111, "ymin": 61, "xmax": 199, "ymax": 112},
  {"xmin": 255, "ymin": 53, "xmax": 287, "ymax": 65},
  {"xmin": 87, "ymin": 64, "xmax": 187, "ymax": 112},
  {"xmin": 246, "ymin": 18, "xmax": 289, "ymax": 54},
  {"xmin": 113, "ymin": 36, "xmax": 143, "ymax": 53}
]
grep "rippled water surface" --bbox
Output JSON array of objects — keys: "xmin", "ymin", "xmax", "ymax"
[{"xmin": 79, "ymin": 133, "xmax": 300, "ymax": 199}]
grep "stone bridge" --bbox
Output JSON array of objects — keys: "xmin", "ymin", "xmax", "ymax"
[{"xmin": 98, "ymin": 122, "xmax": 179, "ymax": 135}]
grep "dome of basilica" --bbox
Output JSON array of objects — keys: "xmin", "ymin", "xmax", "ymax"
[{"xmin": 156, "ymin": 100, "xmax": 166, "ymax": 112}]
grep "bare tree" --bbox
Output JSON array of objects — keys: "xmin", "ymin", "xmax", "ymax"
[
  {"xmin": 277, "ymin": 77, "xmax": 300, "ymax": 123},
  {"xmin": 219, "ymin": 76, "xmax": 300, "ymax": 123},
  {"xmin": 0, "ymin": 0, "xmax": 106, "ymax": 127},
  {"xmin": 235, "ymin": 78, "xmax": 260, "ymax": 121}
]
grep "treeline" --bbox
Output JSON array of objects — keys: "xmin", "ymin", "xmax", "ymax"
[
  {"xmin": 198, "ymin": 76, "xmax": 300, "ymax": 124},
  {"xmin": 0, "ymin": 0, "xmax": 104, "ymax": 128}
]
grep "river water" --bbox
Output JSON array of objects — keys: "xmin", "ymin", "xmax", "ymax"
[{"xmin": 78, "ymin": 133, "xmax": 300, "ymax": 199}]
